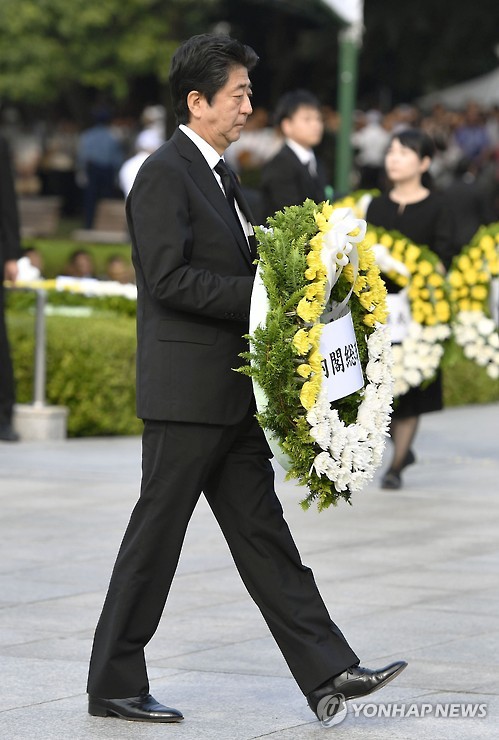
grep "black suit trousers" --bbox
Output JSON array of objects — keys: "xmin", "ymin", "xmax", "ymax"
[{"xmin": 87, "ymin": 405, "xmax": 358, "ymax": 698}]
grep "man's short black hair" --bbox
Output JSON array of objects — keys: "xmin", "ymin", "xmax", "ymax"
[
  {"xmin": 169, "ymin": 34, "xmax": 259, "ymax": 125},
  {"xmin": 273, "ymin": 90, "xmax": 321, "ymax": 128}
]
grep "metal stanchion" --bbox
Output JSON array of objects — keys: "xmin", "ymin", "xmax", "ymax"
[
  {"xmin": 34, "ymin": 289, "xmax": 47, "ymax": 407},
  {"xmin": 10, "ymin": 284, "xmax": 68, "ymax": 440}
]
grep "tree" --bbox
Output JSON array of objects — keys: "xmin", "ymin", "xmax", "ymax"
[{"xmin": 0, "ymin": 0, "xmax": 221, "ymax": 117}]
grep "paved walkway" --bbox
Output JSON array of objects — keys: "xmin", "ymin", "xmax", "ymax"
[{"xmin": 0, "ymin": 403, "xmax": 498, "ymax": 739}]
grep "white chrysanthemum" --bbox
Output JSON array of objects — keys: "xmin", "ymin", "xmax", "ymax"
[
  {"xmin": 451, "ymin": 310, "xmax": 499, "ymax": 378},
  {"xmin": 309, "ymin": 420, "xmax": 333, "ymax": 450}
]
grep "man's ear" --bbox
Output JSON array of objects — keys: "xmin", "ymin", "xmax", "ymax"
[
  {"xmin": 187, "ymin": 90, "xmax": 204, "ymax": 121},
  {"xmin": 280, "ymin": 117, "xmax": 292, "ymax": 138}
]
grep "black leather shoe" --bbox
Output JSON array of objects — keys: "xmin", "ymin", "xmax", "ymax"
[
  {"xmin": 381, "ymin": 470, "xmax": 401, "ymax": 489},
  {"xmin": 307, "ymin": 661, "xmax": 407, "ymax": 718},
  {"xmin": 402, "ymin": 449, "xmax": 416, "ymax": 469},
  {"xmin": 88, "ymin": 693, "xmax": 183, "ymax": 722},
  {"xmin": 0, "ymin": 423, "xmax": 19, "ymax": 442}
]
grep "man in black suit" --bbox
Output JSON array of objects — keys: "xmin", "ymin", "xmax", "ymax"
[
  {"xmin": 261, "ymin": 90, "xmax": 329, "ymax": 218},
  {"xmin": 0, "ymin": 134, "xmax": 22, "ymax": 442},
  {"xmin": 87, "ymin": 34, "xmax": 406, "ymax": 725}
]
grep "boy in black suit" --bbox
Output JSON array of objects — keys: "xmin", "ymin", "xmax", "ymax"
[{"xmin": 261, "ymin": 90, "xmax": 329, "ymax": 218}]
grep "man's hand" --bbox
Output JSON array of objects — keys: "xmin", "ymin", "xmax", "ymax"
[{"xmin": 4, "ymin": 259, "xmax": 19, "ymax": 284}]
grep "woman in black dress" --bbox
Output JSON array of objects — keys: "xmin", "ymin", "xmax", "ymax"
[{"xmin": 367, "ymin": 129, "xmax": 453, "ymax": 489}]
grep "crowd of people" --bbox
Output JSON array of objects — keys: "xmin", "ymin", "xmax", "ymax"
[{"xmin": 0, "ymin": 104, "xmax": 167, "ymax": 229}]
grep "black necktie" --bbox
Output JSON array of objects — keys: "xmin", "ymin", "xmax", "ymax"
[
  {"xmin": 214, "ymin": 159, "xmax": 256, "ymax": 259},
  {"xmin": 214, "ymin": 159, "xmax": 245, "ymax": 234}
]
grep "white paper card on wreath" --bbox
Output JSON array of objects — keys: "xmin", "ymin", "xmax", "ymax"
[
  {"xmin": 386, "ymin": 291, "xmax": 411, "ymax": 343},
  {"xmin": 319, "ymin": 311, "xmax": 364, "ymax": 403}
]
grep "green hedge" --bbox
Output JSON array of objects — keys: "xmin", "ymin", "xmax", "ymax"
[
  {"xmin": 7, "ymin": 308, "xmax": 142, "ymax": 437},
  {"xmin": 442, "ymin": 339, "xmax": 499, "ymax": 407}
]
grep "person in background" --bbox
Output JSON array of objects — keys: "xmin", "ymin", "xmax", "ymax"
[
  {"xmin": 62, "ymin": 249, "xmax": 96, "ymax": 278},
  {"xmin": 351, "ymin": 109, "xmax": 390, "ymax": 191},
  {"xmin": 17, "ymin": 247, "xmax": 44, "ymax": 281},
  {"xmin": 367, "ymin": 129, "xmax": 453, "ymax": 490},
  {"xmin": 260, "ymin": 90, "xmax": 329, "ymax": 218},
  {"xmin": 104, "ymin": 254, "xmax": 135, "ymax": 284},
  {"xmin": 0, "ymin": 134, "xmax": 23, "ymax": 442},
  {"xmin": 118, "ymin": 129, "xmax": 164, "ymax": 198},
  {"xmin": 85, "ymin": 33, "xmax": 406, "ymax": 727},
  {"xmin": 443, "ymin": 156, "xmax": 496, "ymax": 256},
  {"xmin": 77, "ymin": 108, "xmax": 124, "ymax": 228}
]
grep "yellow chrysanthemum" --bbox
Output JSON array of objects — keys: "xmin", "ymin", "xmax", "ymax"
[
  {"xmin": 363, "ymin": 231, "xmax": 377, "ymax": 248},
  {"xmin": 428, "ymin": 273, "xmax": 444, "ymax": 287},
  {"xmin": 405, "ymin": 245, "xmax": 421, "ymax": 262},
  {"xmin": 417, "ymin": 260, "xmax": 433, "ymax": 277},
  {"xmin": 435, "ymin": 301, "xmax": 450, "ymax": 322},
  {"xmin": 471, "ymin": 285, "xmax": 487, "ymax": 301},
  {"xmin": 305, "ymin": 282, "xmax": 325, "ymax": 301},
  {"xmin": 300, "ymin": 379, "xmax": 320, "ymax": 410},
  {"xmin": 413, "ymin": 311, "xmax": 425, "ymax": 324},
  {"xmin": 308, "ymin": 350, "xmax": 323, "ymax": 373},
  {"xmin": 296, "ymin": 297, "xmax": 322, "ymax": 323},
  {"xmin": 306, "ymin": 250, "xmax": 323, "ymax": 270},
  {"xmin": 380, "ymin": 234, "xmax": 393, "ymax": 248},
  {"xmin": 309, "ymin": 233, "xmax": 323, "ymax": 251},
  {"xmin": 449, "ymin": 270, "xmax": 464, "ymax": 288},
  {"xmin": 457, "ymin": 255, "xmax": 472, "ymax": 271},
  {"xmin": 372, "ymin": 304, "xmax": 388, "ymax": 323},
  {"xmin": 308, "ymin": 324, "xmax": 323, "ymax": 346},
  {"xmin": 354, "ymin": 275, "xmax": 369, "ymax": 292},
  {"xmin": 292, "ymin": 328, "xmax": 310, "ymax": 355},
  {"xmin": 412, "ymin": 274, "xmax": 425, "ymax": 288},
  {"xmin": 297, "ymin": 364, "xmax": 312, "ymax": 378},
  {"xmin": 299, "ymin": 382, "xmax": 315, "ymax": 410},
  {"xmin": 320, "ymin": 202, "xmax": 334, "ymax": 221},
  {"xmin": 464, "ymin": 270, "xmax": 478, "ymax": 286},
  {"xmin": 358, "ymin": 291, "xmax": 374, "ymax": 311},
  {"xmin": 479, "ymin": 235, "xmax": 494, "ymax": 250}
]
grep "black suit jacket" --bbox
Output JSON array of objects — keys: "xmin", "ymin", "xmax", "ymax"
[
  {"xmin": 0, "ymin": 135, "xmax": 22, "ymax": 270},
  {"xmin": 127, "ymin": 128, "xmax": 255, "ymax": 425},
  {"xmin": 260, "ymin": 143, "xmax": 328, "ymax": 218}
]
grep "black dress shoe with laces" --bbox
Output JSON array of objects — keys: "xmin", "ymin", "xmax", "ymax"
[
  {"xmin": 307, "ymin": 661, "xmax": 407, "ymax": 719},
  {"xmin": 88, "ymin": 693, "xmax": 184, "ymax": 722}
]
